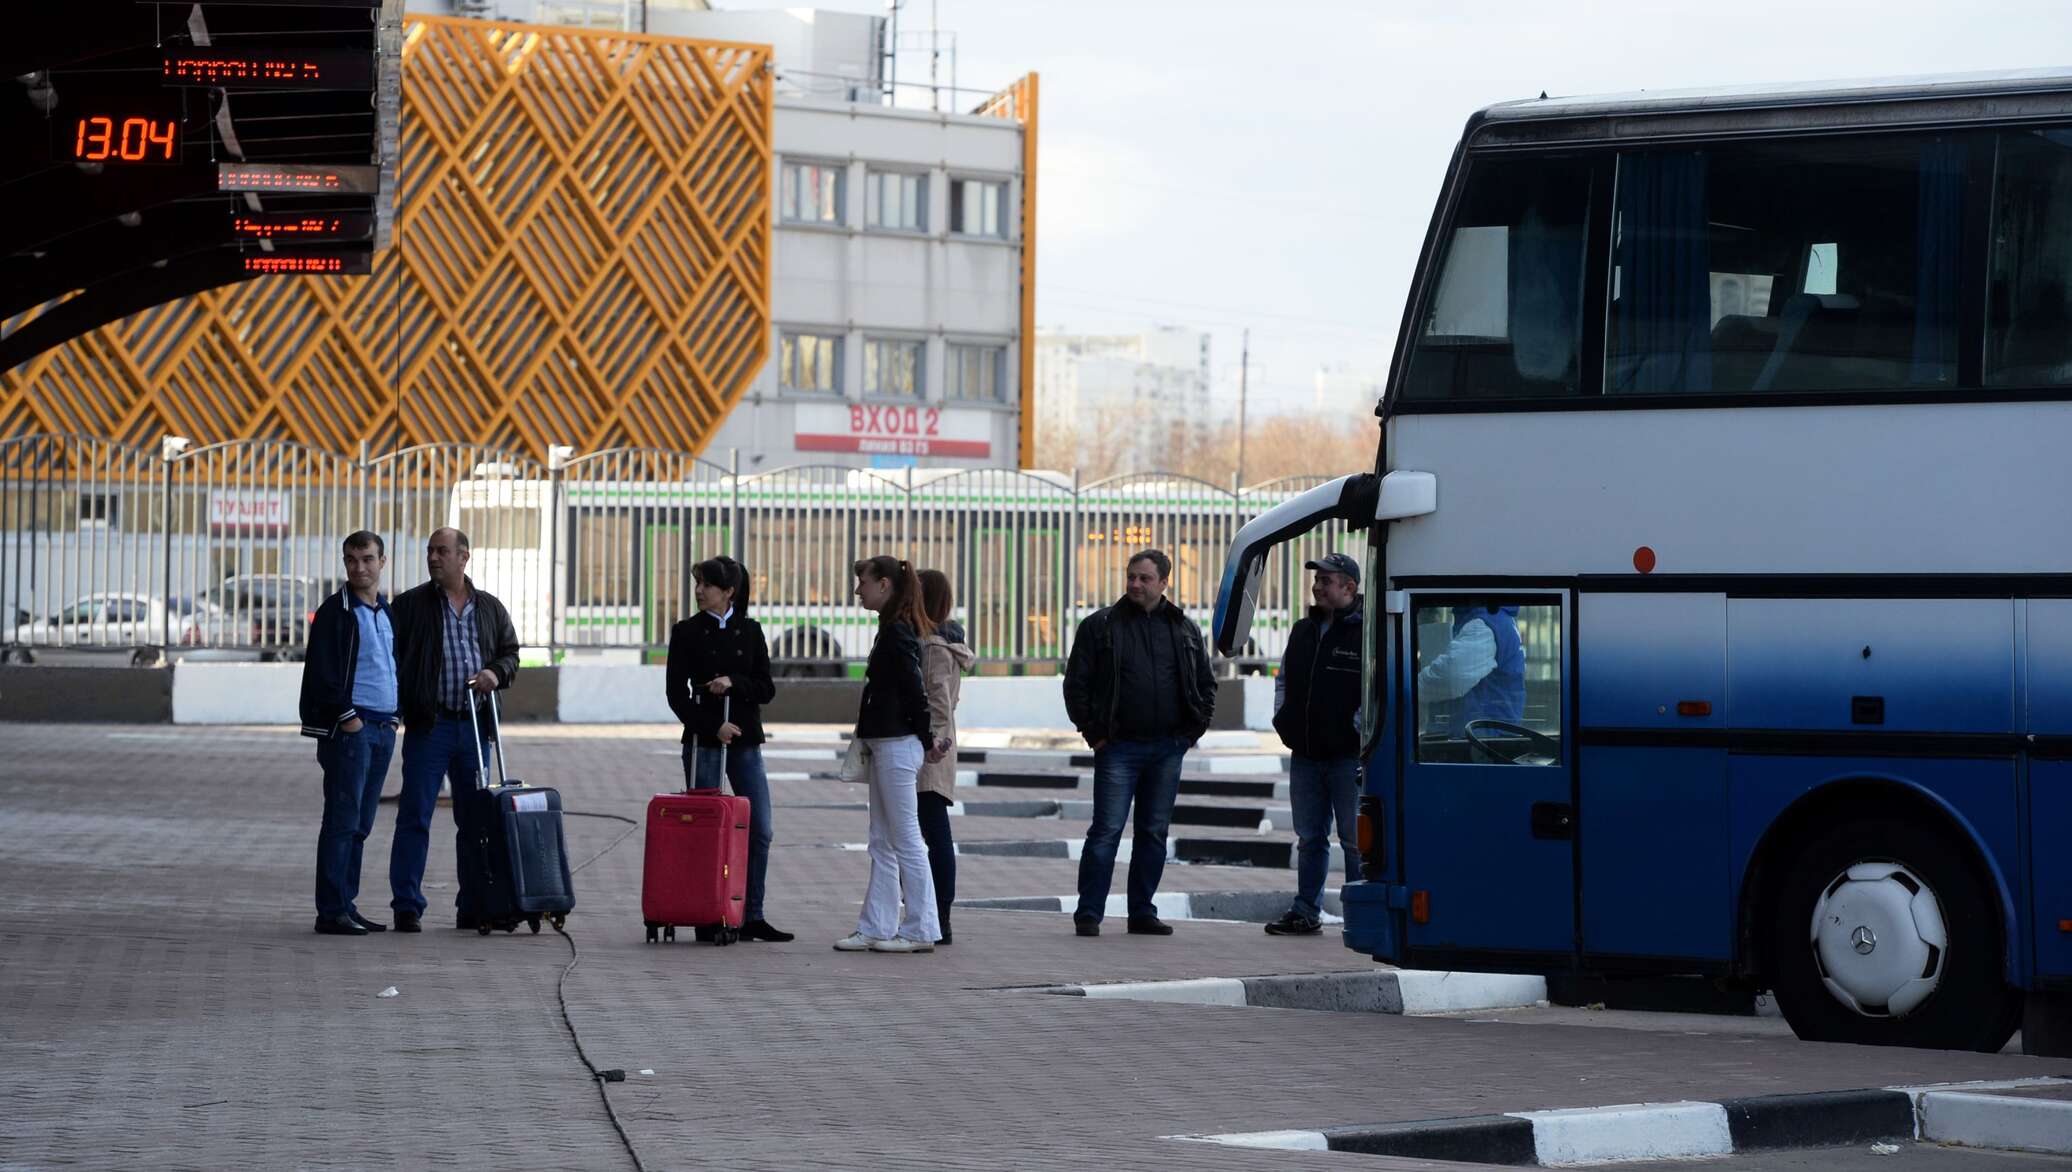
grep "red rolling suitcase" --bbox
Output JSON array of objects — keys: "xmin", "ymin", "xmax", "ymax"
[{"xmin": 643, "ymin": 699, "xmax": 750, "ymax": 945}]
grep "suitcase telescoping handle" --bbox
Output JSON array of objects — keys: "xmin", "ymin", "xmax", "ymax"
[
  {"xmin": 689, "ymin": 694, "xmax": 730, "ymax": 793},
  {"xmin": 465, "ymin": 686, "xmax": 512, "ymax": 787}
]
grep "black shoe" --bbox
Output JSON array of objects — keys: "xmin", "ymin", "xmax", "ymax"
[
  {"xmin": 938, "ymin": 930, "xmax": 952, "ymax": 946},
  {"xmin": 1263, "ymin": 911, "xmax": 1322, "ymax": 936},
  {"xmin": 314, "ymin": 915, "xmax": 367, "ymax": 936},
  {"xmin": 455, "ymin": 913, "xmax": 479, "ymax": 932},
  {"xmin": 1073, "ymin": 917, "xmax": 1100, "ymax": 937},
  {"xmin": 738, "ymin": 919, "xmax": 795, "ymax": 943},
  {"xmin": 1126, "ymin": 916, "xmax": 1174, "ymax": 936},
  {"xmin": 394, "ymin": 910, "xmax": 421, "ymax": 934},
  {"xmin": 349, "ymin": 911, "xmax": 388, "ymax": 933}
]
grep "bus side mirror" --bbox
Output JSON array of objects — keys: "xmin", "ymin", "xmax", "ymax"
[
  {"xmin": 1213, "ymin": 473, "xmax": 1377, "ymax": 657},
  {"xmin": 1376, "ymin": 471, "xmax": 1437, "ymax": 521}
]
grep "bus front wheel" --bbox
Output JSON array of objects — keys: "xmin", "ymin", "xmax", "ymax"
[{"xmin": 1767, "ymin": 816, "xmax": 2020, "ymax": 1053}]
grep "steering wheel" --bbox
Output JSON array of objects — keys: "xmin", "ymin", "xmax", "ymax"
[{"xmin": 1464, "ymin": 719, "xmax": 1560, "ymax": 765}]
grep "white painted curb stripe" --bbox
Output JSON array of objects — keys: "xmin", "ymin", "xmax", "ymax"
[
  {"xmin": 1512, "ymin": 1101, "xmax": 1732, "ymax": 1166},
  {"xmin": 1180, "ymin": 1130, "xmax": 1328, "ymax": 1150},
  {"xmin": 1079, "ymin": 977, "xmax": 1248, "ymax": 1006},
  {"xmin": 1393, "ymin": 970, "xmax": 1549, "ymax": 1015},
  {"xmin": 1918, "ymin": 1092, "xmax": 2072, "ymax": 1154}
]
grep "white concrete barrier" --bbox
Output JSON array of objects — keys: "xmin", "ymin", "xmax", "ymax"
[
  {"xmin": 172, "ymin": 663, "xmax": 303, "ymax": 725},
  {"xmin": 955, "ymin": 678, "xmax": 1074, "ymax": 729},
  {"xmin": 558, "ymin": 664, "xmax": 672, "ymax": 723}
]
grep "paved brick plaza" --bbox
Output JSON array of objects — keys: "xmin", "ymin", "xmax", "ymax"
[{"xmin": 0, "ymin": 722, "xmax": 2059, "ymax": 1170}]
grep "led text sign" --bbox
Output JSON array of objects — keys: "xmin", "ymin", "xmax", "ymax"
[
  {"xmin": 162, "ymin": 49, "xmax": 374, "ymax": 90},
  {"xmin": 217, "ymin": 163, "xmax": 379, "ymax": 194},
  {"xmin": 231, "ymin": 212, "xmax": 374, "ymax": 241}
]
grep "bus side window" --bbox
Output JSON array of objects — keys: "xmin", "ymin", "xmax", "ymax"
[
  {"xmin": 1413, "ymin": 601, "xmax": 1562, "ymax": 766},
  {"xmin": 1402, "ymin": 156, "xmax": 1593, "ymax": 403}
]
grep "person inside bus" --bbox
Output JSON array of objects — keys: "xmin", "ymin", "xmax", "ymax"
[
  {"xmin": 915, "ymin": 569, "xmax": 977, "ymax": 945},
  {"xmin": 664, "ymin": 555, "xmax": 792, "ymax": 943},
  {"xmin": 1063, "ymin": 549, "xmax": 1218, "ymax": 937},
  {"xmin": 1418, "ymin": 604, "xmax": 1527, "ymax": 744},
  {"xmin": 1265, "ymin": 553, "xmax": 1365, "ymax": 937},
  {"xmin": 834, "ymin": 556, "xmax": 947, "ymax": 954}
]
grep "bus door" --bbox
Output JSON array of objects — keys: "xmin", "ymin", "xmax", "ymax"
[{"xmin": 1399, "ymin": 592, "xmax": 1575, "ymax": 962}]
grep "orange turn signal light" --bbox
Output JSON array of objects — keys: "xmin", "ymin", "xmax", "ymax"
[
  {"xmin": 1410, "ymin": 890, "xmax": 1430, "ymax": 925},
  {"xmin": 1676, "ymin": 700, "xmax": 1712, "ymax": 717},
  {"xmin": 1355, "ymin": 811, "xmax": 1375, "ymax": 859}
]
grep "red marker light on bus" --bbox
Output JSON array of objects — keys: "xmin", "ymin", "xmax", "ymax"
[
  {"xmin": 1676, "ymin": 701, "xmax": 1712, "ymax": 717},
  {"xmin": 1410, "ymin": 890, "xmax": 1430, "ymax": 925},
  {"xmin": 1633, "ymin": 546, "xmax": 1657, "ymax": 574}
]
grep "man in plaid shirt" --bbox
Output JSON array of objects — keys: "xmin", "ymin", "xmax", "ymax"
[{"xmin": 388, "ymin": 527, "xmax": 520, "ymax": 932}]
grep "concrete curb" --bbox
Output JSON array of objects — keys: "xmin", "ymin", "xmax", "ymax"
[
  {"xmin": 959, "ymin": 889, "xmax": 1347, "ymax": 923},
  {"xmin": 1050, "ymin": 969, "xmax": 1547, "ymax": 1016},
  {"xmin": 1179, "ymin": 1079, "xmax": 2072, "ymax": 1165}
]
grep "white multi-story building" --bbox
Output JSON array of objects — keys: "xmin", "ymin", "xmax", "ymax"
[
  {"xmin": 411, "ymin": 2, "xmax": 1033, "ymax": 471},
  {"xmin": 1035, "ymin": 327, "xmax": 1211, "ymax": 468}
]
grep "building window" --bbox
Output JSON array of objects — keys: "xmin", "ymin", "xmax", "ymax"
[
  {"xmin": 780, "ymin": 161, "xmax": 844, "ymax": 225},
  {"xmin": 946, "ymin": 343, "xmax": 1006, "ymax": 402},
  {"xmin": 863, "ymin": 338, "xmax": 924, "ymax": 397},
  {"xmin": 780, "ymin": 332, "xmax": 842, "ymax": 393},
  {"xmin": 949, "ymin": 178, "xmax": 1007, "ymax": 238},
  {"xmin": 869, "ymin": 171, "xmax": 928, "ymax": 231}
]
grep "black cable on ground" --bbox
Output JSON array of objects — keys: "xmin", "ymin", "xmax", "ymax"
[{"xmin": 552, "ymin": 810, "xmax": 644, "ymax": 1172}]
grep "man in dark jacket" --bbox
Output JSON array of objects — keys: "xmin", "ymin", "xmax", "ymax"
[
  {"xmin": 1062, "ymin": 549, "xmax": 1217, "ymax": 937},
  {"xmin": 387, "ymin": 527, "xmax": 520, "ymax": 932},
  {"xmin": 298, "ymin": 530, "xmax": 399, "ymax": 937},
  {"xmin": 1265, "ymin": 553, "xmax": 1365, "ymax": 936}
]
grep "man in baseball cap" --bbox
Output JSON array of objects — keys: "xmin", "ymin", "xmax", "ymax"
[{"xmin": 1266, "ymin": 551, "xmax": 1365, "ymax": 935}]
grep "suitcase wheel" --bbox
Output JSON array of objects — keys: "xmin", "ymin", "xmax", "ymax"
[
  {"xmin": 664, "ymin": 926, "xmax": 676, "ymax": 943},
  {"xmin": 645, "ymin": 922, "xmax": 658, "ymax": 944},
  {"xmin": 713, "ymin": 926, "xmax": 737, "ymax": 946},
  {"xmin": 476, "ymin": 924, "xmax": 492, "ymax": 937},
  {"xmin": 528, "ymin": 916, "xmax": 541, "ymax": 934},
  {"xmin": 551, "ymin": 914, "xmax": 565, "ymax": 931}
]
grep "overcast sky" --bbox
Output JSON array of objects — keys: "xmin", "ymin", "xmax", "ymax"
[{"xmin": 722, "ymin": 0, "xmax": 2072, "ymax": 416}]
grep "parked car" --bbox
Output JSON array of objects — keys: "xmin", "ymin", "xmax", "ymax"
[
  {"xmin": 182, "ymin": 574, "xmax": 343, "ymax": 661},
  {"xmin": 6, "ymin": 592, "xmax": 215, "ymax": 665}
]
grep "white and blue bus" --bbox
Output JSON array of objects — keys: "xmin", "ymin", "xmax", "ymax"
[{"xmin": 1217, "ymin": 71, "xmax": 2072, "ymax": 1053}]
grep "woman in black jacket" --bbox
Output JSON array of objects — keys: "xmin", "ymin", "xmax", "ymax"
[
  {"xmin": 833, "ymin": 555, "xmax": 947, "ymax": 954},
  {"xmin": 664, "ymin": 555, "xmax": 791, "ymax": 942}
]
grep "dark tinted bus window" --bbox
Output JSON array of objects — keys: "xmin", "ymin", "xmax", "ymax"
[
  {"xmin": 1402, "ymin": 156, "xmax": 1591, "ymax": 402},
  {"xmin": 1988, "ymin": 129, "xmax": 2072, "ymax": 386},
  {"xmin": 1606, "ymin": 135, "xmax": 1963, "ymax": 395}
]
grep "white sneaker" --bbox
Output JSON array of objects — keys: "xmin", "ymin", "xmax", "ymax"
[
  {"xmin": 869, "ymin": 937, "xmax": 935, "ymax": 954},
  {"xmin": 833, "ymin": 933, "xmax": 881, "ymax": 952}
]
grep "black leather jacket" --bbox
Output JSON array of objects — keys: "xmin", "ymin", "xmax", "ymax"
[
  {"xmin": 1062, "ymin": 596, "xmax": 1217, "ymax": 748},
  {"xmin": 1273, "ymin": 598, "xmax": 1363, "ymax": 760},
  {"xmin": 854, "ymin": 619, "xmax": 932, "ymax": 746}
]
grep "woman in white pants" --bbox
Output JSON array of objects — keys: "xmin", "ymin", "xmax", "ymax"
[{"xmin": 835, "ymin": 555, "xmax": 950, "ymax": 954}]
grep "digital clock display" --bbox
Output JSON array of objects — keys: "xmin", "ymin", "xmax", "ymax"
[
  {"xmin": 70, "ymin": 114, "xmax": 181, "ymax": 164},
  {"xmin": 162, "ymin": 49, "xmax": 374, "ymax": 91},
  {"xmin": 218, "ymin": 163, "xmax": 380, "ymax": 194},
  {"xmin": 242, "ymin": 253, "xmax": 371, "ymax": 275},
  {"xmin": 231, "ymin": 212, "xmax": 374, "ymax": 241}
]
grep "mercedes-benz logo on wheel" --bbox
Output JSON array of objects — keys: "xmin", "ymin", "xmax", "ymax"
[{"xmin": 1851, "ymin": 925, "xmax": 1877, "ymax": 955}]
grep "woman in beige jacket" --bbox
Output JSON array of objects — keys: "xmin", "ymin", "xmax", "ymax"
[{"xmin": 915, "ymin": 570, "xmax": 977, "ymax": 944}]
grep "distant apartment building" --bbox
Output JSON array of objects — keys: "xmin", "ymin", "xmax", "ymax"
[
  {"xmin": 1312, "ymin": 362, "xmax": 1385, "ymax": 419},
  {"xmin": 411, "ymin": 1, "xmax": 1034, "ymax": 470},
  {"xmin": 1034, "ymin": 327, "xmax": 1212, "ymax": 469}
]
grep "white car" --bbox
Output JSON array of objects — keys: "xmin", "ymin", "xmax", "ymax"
[{"xmin": 5, "ymin": 592, "xmax": 214, "ymax": 665}]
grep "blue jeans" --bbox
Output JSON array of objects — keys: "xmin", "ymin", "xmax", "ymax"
[
  {"xmin": 1290, "ymin": 754, "xmax": 1363, "ymax": 919},
  {"xmin": 683, "ymin": 743, "xmax": 773, "ymax": 922},
  {"xmin": 315, "ymin": 723, "xmax": 396, "ymax": 919},
  {"xmin": 1075, "ymin": 736, "xmax": 1186, "ymax": 922},
  {"xmin": 392, "ymin": 714, "xmax": 485, "ymax": 918}
]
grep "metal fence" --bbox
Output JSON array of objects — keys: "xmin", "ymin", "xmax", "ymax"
[{"xmin": 0, "ymin": 433, "xmax": 1363, "ymax": 669}]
